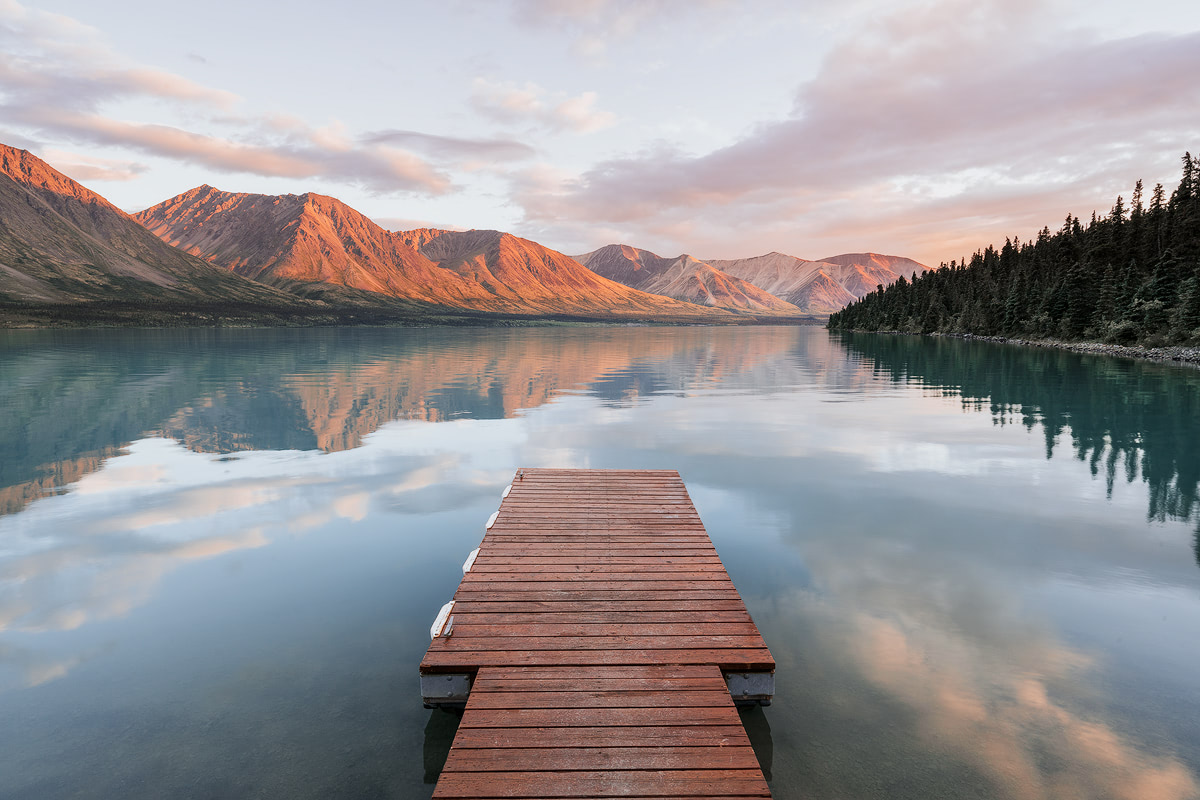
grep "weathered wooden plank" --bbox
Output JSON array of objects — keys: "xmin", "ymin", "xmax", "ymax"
[
  {"xmin": 464, "ymin": 690, "xmax": 736, "ymax": 709},
  {"xmin": 447, "ymin": 590, "xmax": 745, "ymax": 601},
  {"xmin": 471, "ymin": 677, "xmax": 725, "ymax": 692},
  {"xmin": 456, "ymin": 580, "xmax": 739, "ymax": 592},
  {"xmin": 461, "ymin": 572, "xmax": 735, "ymax": 583},
  {"xmin": 479, "ymin": 664, "xmax": 723, "ymax": 679},
  {"xmin": 453, "ymin": 611, "xmax": 754, "ymax": 624},
  {"xmin": 421, "ymin": 648, "xmax": 776, "ymax": 670},
  {"xmin": 442, "ymin": 746, "xmax": 762, "ymax": 771},
  {"xmin": 449, "ymin": 601, "xmax": 751, "ymax": 613},
  {"xmin": 474, "ymin": 554, "xmax": 718, "ymax": 560},
  {"xmin": 448, "ymin": 724, "xmax": 752, "ymax": 749},
  {"xmin": 449, "ymin": 623, "xmax": 763, "ymax": 638},
  {"xmin": 457, "ymin": 706, "xmax": 739, "ymax": 728},
  {"xmin": 431, "ymin": 770, "xmax": 771, "ymax": 798},
  {"xmin": 470, "ymin": 557, "xmax": 724, "ymax": 566},
  {"xmin": 432, "ymin": 635, "xmax": 768, "ymax": 651}
]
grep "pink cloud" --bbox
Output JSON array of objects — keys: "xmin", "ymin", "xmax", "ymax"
[
  {"xmin": 509, "ymin": 0, "xmax": 731, "ymax": 56},
  {"xmin": 0, "ymin": 1, "xmax": 476, "ymax": 195},
  {"xmin": 471, "ymin": 78, "xmax": 617, "ymax": 133},
  {"xmin": 512, "ymin": 2, "xmax": 1200, "ymax": 264},
  {"xmin": 38, "ymin": 147, "xmax": 147, "ymax": 182},
  {"xmin": 15, "ymin": 109, "xmax": 452, "ymax": 193}
]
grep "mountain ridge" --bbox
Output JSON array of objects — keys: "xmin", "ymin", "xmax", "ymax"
[
  {"xmin": 137, "ymin": 187, "xmax": 733, "ymax": 320},
  {"xmin": 0, "ymin": 145, "xmax": 316, "ymax": 309},
  {"xmin": 0, "ymin": 141, "xmax": 922, "ymax": 324},
  {"xmin": 580, "ymin": 244, "xmax": 926, "ymax": 314},
  {"xmin": 575, "ymin": 245, "xmax": 803, "ymax": 314}
]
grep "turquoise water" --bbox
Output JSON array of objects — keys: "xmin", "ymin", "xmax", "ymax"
[{"xmin": 1, "ymin": 326, "xmax": 1198, "ymax": 799}]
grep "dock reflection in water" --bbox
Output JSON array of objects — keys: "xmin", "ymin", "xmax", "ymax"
[{"xmin": 0, "ymin": 326, "xmax": 1197, "ymax": 799}]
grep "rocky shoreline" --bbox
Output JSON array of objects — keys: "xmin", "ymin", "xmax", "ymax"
[
  {"xmin": 941, "ymin": 333, "xmax": 1200, "ymax": 368},
  {"xmin": 837, "ymin": 328, "xmax": 1200, "ymax": 369}
]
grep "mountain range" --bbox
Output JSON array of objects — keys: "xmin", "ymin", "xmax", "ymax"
[
  {"xmin": 0, "ymin": 146, "xmax": 306, "ymax": 308},
  {"xmin": 0, "ymin": 143, "xmax": 926, "ymax": 324},
  {"xmin": 576, "ymin": 245, "xmax": 927, "ymax": 315}
]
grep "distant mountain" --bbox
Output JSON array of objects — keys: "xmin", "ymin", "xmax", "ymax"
[
  {"xmin": 574, "ymin": 244, "xmax": 672, "ymax": 286},
  {"xmin": 579, "ymin": 244, "xmax": 923, "ymax": 314},
  {"xmin": 576, "ymin": 244, "xmax": 802, "ymax": 314},
  {"xmin": 137, "ymin": 188, "xmax": 728, "ymax": 320},
  {"xmin": 817, "ymin": 253, "xmax": 928, "ymax": 296},
  {"xmin": 0, "ymin": 145, "xmax": 306, "ymax": 307},
  {"xmin": 704, "ymin": 252, "xmax": 827, "ymax": 305},
  {"xmin": 396, "ymin": 228, "xmax": 733, "ymax": 318},
  {"xmin": 707, "ymin": 251, "xmax": 927, "ymax": 313}
]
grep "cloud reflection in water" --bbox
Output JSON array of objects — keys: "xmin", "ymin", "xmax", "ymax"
[{"xmin": 0, "ymin": 327, "xmax": 1198, "ymax": 799}]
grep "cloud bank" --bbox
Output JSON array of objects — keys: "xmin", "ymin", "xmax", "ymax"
[{"xmin": 512, "ymin": 1, "xmax": 1200, "ymax": 262}]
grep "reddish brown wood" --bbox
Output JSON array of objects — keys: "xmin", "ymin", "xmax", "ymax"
[
  {"xmin": 449, "ymin": 622, "xmax": 762, "ymax": 637},
  {"xmin": 423, "ymin": 468, "xmax": 774, "ymax": 799},
  {"xmin": 421, "ymin": 648, "xmax": 775, "ymax": 671},
  {"xmin": 449, "ymin": 600, "xmax": 751, "ymax": 613},
  {"xmin": 432, "ymin": 770, "xmax": 770, "ymax": 798},
  {"xmin": 444, "ymin": 745, "xmax": 762, "ymax": 771},
  {"xmin": 448, "ymin": 724, "xmax": 752, "ymax": 749},
  {"xmin": 455, "ymin": 611, "xmax": 754, "ymax": 624},
  {"xmin": 464, "ymin": 690, "xmax": 737, "ymax": 709}
]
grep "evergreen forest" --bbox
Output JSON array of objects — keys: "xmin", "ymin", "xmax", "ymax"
[{"xmin": 828, "ymin": 153, "xmax": 1200, "ymax": 345}]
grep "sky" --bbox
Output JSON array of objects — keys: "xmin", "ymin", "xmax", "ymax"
[{"xmin": 1, "ymin": 0, "xmax": 1198, "ymax": 266}]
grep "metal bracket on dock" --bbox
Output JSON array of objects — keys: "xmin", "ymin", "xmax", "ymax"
[
  {"xmin": 725, "ymin": 671, "xmax": 775, "ymax": 706},
  {"xmin": 421, "ymin": 673, "xmax": 473, "ymax": 709}
]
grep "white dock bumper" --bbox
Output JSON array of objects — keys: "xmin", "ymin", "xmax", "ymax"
[
  {"xmin": 462, "ymin": 548, "xmax": 480, "ymax": 574},
  {"xmin": 430, "ymin": 601, "xmax": 455, "ymax": 639}
]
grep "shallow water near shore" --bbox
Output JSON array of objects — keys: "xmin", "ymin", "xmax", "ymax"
[{"xmin": 1, "ymin": 325, "xmax": 1198, "ymax": 799}]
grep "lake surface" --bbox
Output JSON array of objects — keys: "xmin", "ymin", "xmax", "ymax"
[{"xmin": 1, "ymin": 325, "xmax": 1198, "ymax": 800}]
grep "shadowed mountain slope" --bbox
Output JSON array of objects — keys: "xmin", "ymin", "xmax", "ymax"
[
  {"xmin": 135, "ymin": 187, "xmax": 492, "ymax": 307},
  {"xmin": 0, "ymin": 146, "xmax": 307, "ymax": 306}
]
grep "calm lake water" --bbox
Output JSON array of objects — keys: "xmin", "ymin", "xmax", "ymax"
[{"xmin": 2, "ymin": 325, "xmax": 1199, "ymax": 799}]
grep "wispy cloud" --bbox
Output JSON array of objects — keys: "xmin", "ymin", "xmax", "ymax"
[
  {"xmin": 471, "ymin": 78, "xmax": 617, "ymax": 133},
  {"xmin": 512, "ymin": 0, "xmax": 1200, "ymax": 262},
  {"xmin": 0, "ymin": 1, "xmax": 462, "ymax": 195},
  {"xmin": 362, "ymin": 129, "xmax": 536, "ymax": 162},
  {"xmin": 509, "ymin": 0, "xmax": 730, "ymax": 57},
  {"xmin": 38, "ymin": 147, "xmax": 147, "ymax": 182},
  {"xmin": 13, "ymin": 108, "xmax": 453, "ymax": 193}
]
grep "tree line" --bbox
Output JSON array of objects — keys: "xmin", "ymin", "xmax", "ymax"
[{"xmin": 829, "ymin": 153, "xmax": 1200, "ymax": 345}]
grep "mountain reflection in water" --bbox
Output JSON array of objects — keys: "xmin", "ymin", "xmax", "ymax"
[
  {"xmin": 0, "ymin": 326, "xmax": 1198, "ymax": 800},
  {"xmin": 0, "ymin": 326, "xmax": 798, "ymax": 517}
]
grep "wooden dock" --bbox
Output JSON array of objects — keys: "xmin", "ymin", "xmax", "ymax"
[{"xmin": 421, "ymin": 468, "xmax": 774, "ymax": 799}]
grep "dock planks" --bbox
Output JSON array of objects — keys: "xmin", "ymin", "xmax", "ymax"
[{"xmin": 422, "ymin": 468, "xmax": 774, "ymax": 799}]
